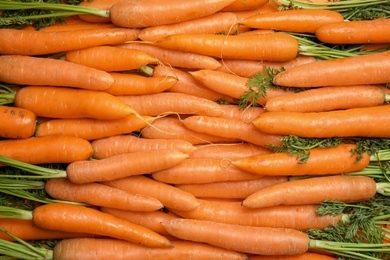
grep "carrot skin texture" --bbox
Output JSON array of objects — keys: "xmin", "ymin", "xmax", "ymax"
[
  {"xmin": 222, "ymin": 0, "xmax": 269, "ymax": 11},
  {"xmin": 0, "ymin": 106, "xmax": 37, "ymax": 139},
  {"xmin": 0, "ymin": 55, "xmax": 114, "ymax": 90},
  {"xmin": 32, "ymin": 203, "xmax": 173, "ymax": 247},
  {"xmin": 242, "ymin": 175, "xmax": 377, "ymax": 208},
  {"xmin": 248, "ymin": 252, "xmax": 337, "ymax": 260},
  {"xmin": 217, "ymin": 104, "xmax": 266, "ymax": 122},
  {"xmin": 232, "ymin": 144, "xmax": 370, "ymax": 176}
]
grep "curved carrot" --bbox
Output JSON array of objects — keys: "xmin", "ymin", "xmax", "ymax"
[
  {"xmin": 218, "ymin": 104, "xmax": 266, "ymax": 122},
  {"xmin": 45, "ymin": 178, "xmax": 164, "ymax": 211},
  {"xmin": 232, "ymin": 144, "xmax": 370, "ymax": 176},
  {"xmin": 242, "ymin": 175, "xmax": 377, "ymax": 208},
  {"xmin": 248, "ymin": 252, "xmax": 337, "ymax": 260},
  {"xmin": 0, "ymin": 55, "xmax": 115, "ymax": 90},
  {"xmin": 0, "ymin": 105, "xmax": 37, "ymax": 139},
  {"xmin": 253, "ymin": 105, "xmax": 390, "ymax": 138},
  {"xmin": 222, "ymin": 0, "xmax": 269, "ymax": 11}
]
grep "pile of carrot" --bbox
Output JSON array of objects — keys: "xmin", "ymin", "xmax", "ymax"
[{"xmin": 0, "ymin": 0, "xmax": 390, "ymax": 259}]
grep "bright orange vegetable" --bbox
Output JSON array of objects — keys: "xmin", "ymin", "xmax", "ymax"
[
  {"xmin": 248, "ymin": 252, "xmax": 337, "ymax": 260},
  {"xmin": 217, "ymin": 104, "xmax": 266, "ymax": 122},
  {"xmin": 0, "ymin": 105, "xmax": 37, "ymax": 139},
  {"xmin": 78, "ymin": 0, "xmax": 115, "ymax": 23},
  {"xmin": 221, "ymin": 0, "xmax": 269, "ymax": 11},
  {"xmin": 39, "ymin": 16, "xmax": 117, "ymax": 31}
]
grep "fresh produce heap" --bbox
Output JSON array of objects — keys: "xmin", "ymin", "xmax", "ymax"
[{"xmin": 0, "ymin": 0, "xmax": 390, "ymax": 259}]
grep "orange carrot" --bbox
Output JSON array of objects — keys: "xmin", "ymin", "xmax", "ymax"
[
  {"xmin": 0, "ymin": 28, "xmax": 139, "ymax": 55},
  {"xmin": 232, "ymin": 1, "xmax": 279, "ymax": 20},
  {"xmin": 252, "ymin": 105, "xmax": 390, "ymax": 138},
  {"xmin": 102, "ymin": 175, "xmax": 200, "ymax": 211},
  {"xmin": 248, "ymin": 252, "xmax": 337, "ymax": 260},
  {"xmin": 39, "ymin": 18, "xmax": 118, "ymax": 32},
  {"xmin": 154, "ymin": 33, "xmax": 299, "ymax": 61},
  {"xmin": 0, "ymin": 55, "xmax": 115, "ymax": 90},
  {"xmin": 217, "ymin": 104, "xmax": 266, "ymax": 122},
  {"xmin": 0, "ymin": 105, "xmax": 37, "ymax": 139},
  {"xmin": 66, "ymin": 149, "xmax": 189, "ymax": 184},
  {"xmin": 221, "ymin": 0, "xmax": 269, "ymax": 11},
  {"xmin": 91, "ymin": 134, "xmax": 196, "ymax": 159},
  {"xmin": 242, "ymin": 175, "xmax": 378, "ymax": 208},
  {"xmin": 65, "ymin": 45, "xmax": 158, "ymax": 72},
  {"xmin": 45, "ymin": 178, "xmax": 164, "ymax": 211},
  {"xmin": 0, "ymin": 135, "xmax": 93, "ymax": 165},
  {"xmin": 78, "ymin": 0, "xmax": 116, "ymax": 23},
  {"xmin": 232, "ymin": 144, "xmax": 370, "ymax": 176},
  {"xmin": 109, "ymin": 0, "xmax": 236, "ymax": 28}
]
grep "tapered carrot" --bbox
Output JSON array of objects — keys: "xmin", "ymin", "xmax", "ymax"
[
  {"xmin": 242, "ymin": 175, "xmax": 378, "ymax": 208},
  {"xmin": 66, "ymin": 149, "xmax": 189, "ymax": 184},
  {"xmin": 109, "ymin": 0, "xmax": 236, "ymax": 28},
  {"xmin": 265, "ymin": 85, "xmax": 390, "ymax": 112},
  {"xmin": 65, "ymin": 45, "xmax": 158, "ymax": 72},
  {"xmin": 218, "ymin": 104, "xmax": 266, "ymax": 122},
  {"xmin": 252, "ymin": 105, "xmax": 390, "ymax": 138},
  {"xmin": 272, "ymin": 51, "xmax": 390, "ymax": 87},
  {"xmin": 222, "ymin": 0, "xmax": 269, "ymax": 11},
  {"xmin": 91, "ymin": 134, "xmax": 196, "ymax": 159},
  {"xmin": 232, "ymin": 144, "xmax": 370, "ymax": 176},
  {"xmin": 102, "ymin": 175, "xmax": 200, "ymax": 211},
  {"xmin": 45, "ymin": 178, "xmax": 164, "ymax": 211},
  {"xmin": 39, "ymin": 16, "xmax": 117, "ymax": 31},
  {"xmin": 35, "ymin": 115, "xmax": 152, "ymax": 141},
  {"xmin": 0, "ymin": 135, "xmax": 93, "ymax": 165},
  {"xmin": 155, "ymin": 33, "xmax": 299, "ymax": 61},
  {"xmin": 316, "ymin": 18, "xmax": 390, "ymax": 44},
  {"xmin": 0, "ymin": 55, "xmax": 115, "ymax": 90},
  {"xmin": 0, "ymin": 106, "xmax": 37, "ymax": 139},
  {"xmin": 249, "ymin": 252, "xmax": 337, "ymax": 260}
]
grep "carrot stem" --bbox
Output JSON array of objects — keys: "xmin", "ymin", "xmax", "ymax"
[
  {"xmin": 0, "ymin": 84, "xmax": 16, "ymax": 105},
  {"xmin": 0, "ymin": 206, "xmax": 32, "ymax": 220}
]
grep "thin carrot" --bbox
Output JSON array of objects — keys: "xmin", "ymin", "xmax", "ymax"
[
  {"xmin": 109, "ymin": 0, "xmax": 236, "ymax": 28},
  {"xmin": 221, "ymin": 0, "xmax": 269, "ymax": 11},
  {"xmin": 102, "ymin": 175, "xmax": 201, "ymax": 211},
  {"xmin": 252, "ymin": 105, "xmax": 390, "ymax": 138},
  {"xmin": 45, "ymin": 178, "xmax": 164, "ymax": 211},
  {"xmin": 217, "ymin": 104, "xmax": 266, "ymax": 122},
  {"xmin": 242, "ymin": 175, "xmax": 378, "ymax": 208},
  {"xmin": 154, "ymin": 33, "xmax": 299, "ymax": 61},
  {"xmin": 0, "ymin": 55, "xmax": 115, "ymax": 90},
  {"xmin": 65, "ymin": 45, "xmax": 158, "ymax": 72},
  {"xmin": 248, "ymin": 252, "xmax": 337, "ymax": 260},
  {"xmin": 91, "ymin": 134, "xmax": 196, "ymax": 159},
  {"xmin": 39, "ymin": 19, "xmax": 118, "ymax": 32},
  {"xmin": 0, "ymin": 105, "xmax": 37, "ymax": 139},
  {"xmin": 265, "ymin": 85, "xmax": 390, "ymax": 112},
  {"xmin": 232, "ymin": 1, "xmax": 279, "ymax": 20},
  {"xmin": 0, "ymin": 28, "xmax": 140, "ymax": 55},
  {"xmin": 231, "ymin": 143, "xmax": 371, "ymax": 176}
]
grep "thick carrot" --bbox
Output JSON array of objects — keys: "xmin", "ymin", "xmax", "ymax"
[
  {"xmin": 35, "ymin": 115, "xmax": 152, "ymax": 141},
  {"xmin": 248, "ymin": 252, "xmax": 337, "ymax": 260},
  {"xmin": 154, "ymin": 33, "xmax": 299, "ymax": 61},
  {"xmin": 252, "ymin": 105, "xmax": 390, "ymax": 138},
  {"xmin": 272, "ymin": 51, "xmax": 390, "ymax": 87},
  {"xmin": 45, "ymin": 178, "xmax": 164, "ymax": 211},
  {"xmin": 161, "ymin": 218, "xmax": 310, "ymax": 255},
  {"xmin": 0, "ymin": 105, "xmax": 37, "ymax": 139},
  {"xmin": 265, "ymin": 85, "xmax": 390, "ymax": 112},
  {"xmin": 109, "ymin": 0, "xmax": 236, "ymax": 28},
  {"xmin": 102, "ymin": 175, "xmax": 200, "ymax": 211},
  {"xmin": 221, "ymin": 0, "xmax": 269, "ymax": 11},
  {"xmin": 316, "ymin": 18, "xmax": 390, "ymax": 44},
  {"xmin": 66, "ymin": 149, "xmax": 189, "ymax": 184},
  {"xmin": 0, "ymin": 55, "xmax": 115, "ymax": 90},
  {"xmin": 242, "ymin": 175, "xmax": 378, "ymax": 208},
  {"xmin": 240, "ymin": 9, "xmax": 344, "ymax": 33},
  {"xmin": 65, "ymin": 45, "xmax": 158, "ymax": 72},
  {"xmin": 0, "ymin": 28, "xmax": 140, "ymax": 55},
  {"xmin": 0, "ymin": 135, "xmax": 93, "ymax": 165},
  {"xmin": 232, "ymin": 144, "xmax": 370, "ymax": 176},
  {"xmin": 91, "ymin": 134, "xmax": 196, "ymax": 159},
  {"xmin": 217, "ymin": 104, "xmax": 266, "ymax": 122}
]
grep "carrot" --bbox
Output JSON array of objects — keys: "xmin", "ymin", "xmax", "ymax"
[
  {"xmin": 248, "ymin": 252, "xmax": 337, "ymax": 260},
  {"xmin": 39, "ymin": 19, "xmax": 118, "ymax": 32},
  {"xmin": 45, "ymin": 178, "xmax": 164, "ymax": 211},
  {"xmin": 252, "ymin": 105, "xmax": 390, "ymax": 138},
  {"xmin": 151, "ymin": 158, "xmax": 264, "ymax": 184},
  {"xmin": 116, "ymin": 42, "xmax": 222, "ymax": 70},
  {"xmin": 217, "ymin": 104, "xmax": 266, "ymax": 122},
  {"xmin": 316, "ymin": 18, "xmax": 390, "ymax": 44},
  {"xmin": 0, "ymin": 55, "xmax": 115, "ymax": 90},
  {"xmin": 232, "ymin": 1, "xmax": 279, "ymax": 20},
  {"xmin": 231, "ymin": 143, "xmax": 371, "ymax": 176},
  {"xmin": 242, "ymin": 175, "xmax": 378, "ymax": 208},
  {"xmin": 221, "ymin": 0, "xmax": 269, "ymax": 11},
  {"xmin": 176, "ymin": 177, "xmax": 287, "ymax": 199},
  {"xmin": 265, "ymin": 85, "xmax": 390, "ymax": 112},
  {"xmin": 169, "ymin": 198, "xmax": 343, "ymax": 231},
  {"xmin": 240, "ymin": 9, "xmax": 344, "ymax": 33},
  {"xmin": 0, "ymin": 28, "xmax": 140, "ymax": 55},
  {"xmin": 272, "ymin": 51, "xmax": 390, "ymax": 87},
  {"xmin": 35, "ymin": 115, "xmax": 152, "ymax": 141},
  {"xmin": 154, "ymin": 33, "xmax": 299, "ymax": 61},
  {"xmin": 0, "ymin": 135, "xmax": 93, "ymax": 165},
  {"xmin": 109, "ymin": 0, "xmax": 236, "ymax": 28},
  {"xmin": 102, "ymin": 175, "xmax": 200, "ymax": 211},
  {"xmin": 78, "ymin": 0, "xmax": 116, "ymax": 23},
  {"xmin": 66, "ymin": 149, "xmax": 189, "ymax": 184},
  {"xmin": 0, "ymin": 105, "xmax": 37, "ymax": 139},
  {"xmin": 65, "ymin": 45, "xmax": 158, "ymax": 72},
  {"xmin": 182, "ymin": 115, "xmax": 284, "ymax": 147},
  {"xmin": 91, "ymin": 134, "xmax": 196, "ymax": 159}
]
